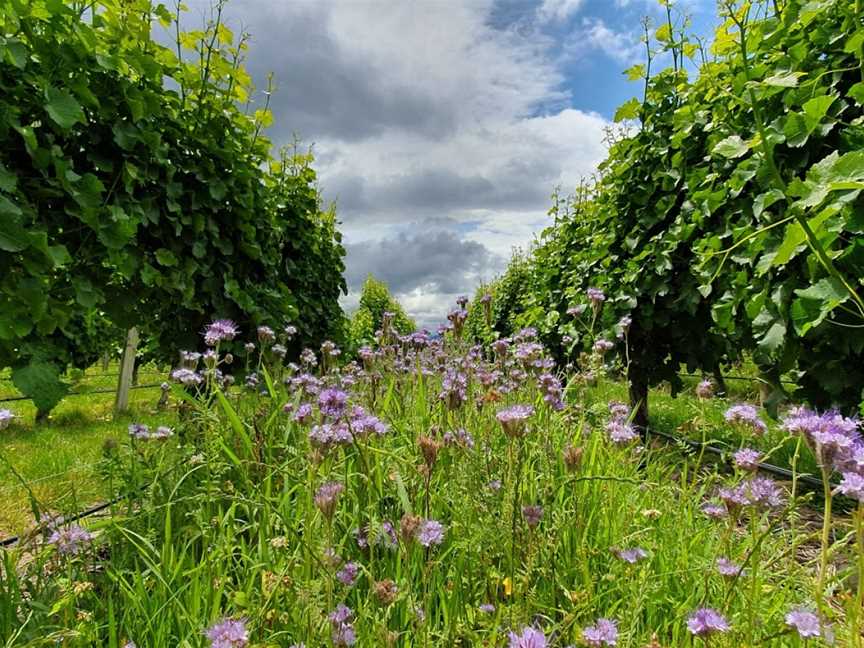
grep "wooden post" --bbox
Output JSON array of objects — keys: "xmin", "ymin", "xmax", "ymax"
[
  {"xmin": 114, "ymin": 327, "xmax": 139, "ymax": 418},
  {"xmin": 101, "ymin": 351, "xmax": 110, "ymax": 372}
]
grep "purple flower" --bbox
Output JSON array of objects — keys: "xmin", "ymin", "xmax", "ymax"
[
  {"xmin": 48, "ymin": 524, "xmax": 93, "ymax": 555},
  {"xmin": 522, "ymin": 505, "xmax": 544, "ymax": 528},
  {"xmin": 284, "ymin": 325, "xmax": 297, "ymax": 338},
  {"xmin": 479, "ymin": 603, "xmax": 496, "ymax": 614},
  {"xmin": 587, "ymin": 287, "xmax": 606, "ymax": 306},
  {"xmin": 583, "ymin": 618, "xmax": 618, "ymax": 646},
  {"xmin": 733, "ymin": 448, "xmax": 761, "ymax": 472},
  {"xmin": 257, "ymin": 325, "xmax": 275, "ymax": 343},
  {"xmin": 696, "ymin": 379, "xmax": 714, "ymax": 399},
  {"xmin": 293, "ymin": 403, "xmax": 314, "ymax": 425},
  {"xmin": 608, "ymin": 401, "xmax": 630, "ymax": 420},
  {"xmin": 613, "ymin": 547, "xmax": 648, "ymax": 564},
  {"xmin": 203, "ymin": 319, "xmax": 239, "ymax": 346},
  {"xmin": 314, "ymin": 482, "xmax": 344, "ymax": 519},
  {"xmin": 745, "ymin": 476, "xmax": 784, "ymax": 510},
  {"xmin": 606, "ymin": 420, "xmax": 637, "ymax": 444},
  {"xmin": 686, "ymin": 608, "xmax": 729, "ymax": 636},
  {"xmin": 508, "ymin": 627, "xmax": 547, "ymax": 648},
  {"xmin": 205, "ymin": 618, "xmax": 248, "ymax": 648},
  {"xmin": 567, "ymin": 304, "xmax": 587, "ymax": 317},
  {"xmin": 593, "ymin": 339, "xmax": 614, "ymax": 355},
  {"xmin": 171, "ymin": 367, "xmax": 203, "ymax": 386},
  {"xmin": 496, "ymin": 405, "xmax": 534, "ymax": 437},
  {"xmin": 128, "ymin": 423, "xmax": 151, "ymax": 440},
  {"xmin": 336, "ymin": 561, "xmax": 359, "ymax": 586},
  {"xmin": 782, "ymin": 406, "xmax": 860, "ymax": 469},
  {"xmin": 0, "ymin": 409, "xmax": 14, "ymax": 430},
  {"xmin": 328, "ymin": 605, "xmax": 356, "ymax": 646},
  {"xmin": 416, "ymin": 519, "xmax": 445, "ymax": 547},
  {"xmin": 318, "ymin": 388, "xmax": 348, "ymax": 419},
  {"xmin": 700, "ymin": 502, "xmax": 727, "ymax": 519},
  {"xmin": 715, "ymin": 557, "xmax": 744, "ymax": 578},
  {"xmin": 725, "ymin": 404, "xmax": 767, "ymax": 435},
  {"xmin": 836, "ymin": 472, "xmax": 864, "ymax": 501},
  {"xmin": 785, "ymin": 608, "xmax": 821, "ymax": 638}
]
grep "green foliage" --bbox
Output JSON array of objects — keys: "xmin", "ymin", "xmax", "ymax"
[
  {"xmin": 0, "ymin": 0, "xmax": 346, "ymax": 410},
  {"xmin": 349, "ymin": 275, "xmax": 415, "ymax": 345},
  {"xmin": 495, "ymin": 0, "xmax": 864, "ymax": 412}
]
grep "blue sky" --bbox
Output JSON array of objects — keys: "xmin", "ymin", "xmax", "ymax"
[{"xmin": 188, "ymin": 0, "xmax": 720, "ymax": 326}]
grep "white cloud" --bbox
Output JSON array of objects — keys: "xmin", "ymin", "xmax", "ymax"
[
  {"xmin": 198, "ymin": 0, "xmax": 610, "ymax": 327},
  {"xmin": 537, "ymin": 0, "xmax": 587, "ymax": 22},
  {"xmin": 566, "ymin": 17, "xmax": 644, "ymax": 65}
]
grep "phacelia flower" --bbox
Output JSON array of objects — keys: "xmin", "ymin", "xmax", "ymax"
[
  {"xmin": 336, "ymin": 561, "xmax": 359, "ymax": 586},
  {"xmin": 606, "ymin": 419, "xmax": 637, "ymax": 444},
  {"xmin": 328, "ymin": 605, "xmax": 356, "ymax": 646},
  {"xmin": 522, "ymin": 505, "xmax": 544, "ymax": 528},
  {"xmin": 48, "ymin": 524, "xmax": 93, "ymax": 555},
  {"xmin": 587, "ymin": 287, "xmax": 606, "ymax": 307},
  {"xmin": 496, "ymin": 405, "xmax": 534, "ymax": 437},
  {"xmin": 715, "ymin": 557, "xmax": 744, "ymax": 578},
  {"xmin": 837, "ymin": 472, "xmax": 864, "ymax": 501},
  {"xmin": 782, "ymin": 406, "xmax": 861, "ymax": 470},
  {"xmin": 318, "ymin": 388, "xmax": 349, "ymax": 419},
  {"xmin": 203, "ymin": 319, "xmax": 239, "ymax": 346},
  {"xmin": 314, "ymin": 482, "xmax": 344, "ymax": 519},
  {"xmin": 508, "ymin": 627, "xmax": 547, "ymax": 648},
  {"xmin": 686, "ymin": 608, "xmax": 730, "ymax": 636},
  {"xmin": 785, "ymin": 608, "xmax": 821, "ymax": 639},
  {"xmin": 733, "ymin": 448, "xmax": 761, "ymax": 472},
  {"xmin": 583, "ymin": 618, "xmax": 618, "ymax": 647},
  {"xmin": 479, "ymin": 603, "xmax": 496, "ymax": 614},
  {"xmin": 696, "ymin": 379, "xmax": 714, "ymax": 399},
  {"xmin": 0, "ymin": 409, "xmax": 15, "ymax": 430},
  {"xmin": 593, "ymin": 339, "xmax": 614, "ymax": 355},
  {"xmin": 724, "ymin": 404, "xmax": 767, "ymax": 435},
  {"xmin": 171, "ymin": 368, "xmax": 203, "ymax": 386},
  {"xmin": 205, "ymin": 618, "xmax": 248, "ymax": 648},
  {"xmin": 613, "ymin": 547, "xmax": 648, "ymax": 564},
  {"xmin": 416, "ymin": 519, "xmax": 445, "ymax": 547}
]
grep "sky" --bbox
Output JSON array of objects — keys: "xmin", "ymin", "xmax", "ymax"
[{"xmin": 180, "ymin": 0, "xmax": 718, "ymax": 328}]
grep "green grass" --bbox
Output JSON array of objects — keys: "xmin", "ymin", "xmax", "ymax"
[
  {"xmin": 0, "ymin": 365, "xmax": 175, "ymax": 537},
  {"xmin": 1, "ymin": 344, "xmax": 852, "ymax": 647}
]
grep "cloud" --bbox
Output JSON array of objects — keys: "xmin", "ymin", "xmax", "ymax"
[
  {"xmin": 174, "ymin": 0, "xmax": 611, "ymax": 327},
  {"xmin": 537, "ymin": 0, "xmax": 587, "ymax": 22},
  {"xmin": 344, "ymin": 230, "xmax": 501, "ymax": 296},
  {"xmin": 566, "ymin": 17, "xmax": 644, "ymax": 65}
]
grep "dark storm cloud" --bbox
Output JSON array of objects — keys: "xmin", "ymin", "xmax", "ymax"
[
  {"xmin": 175, "ymin": 0, "xmax": 457, "ymax": 143},
  {"xmin": 344, "ymin": 230, "xmax": 502, "ymax": 295}
]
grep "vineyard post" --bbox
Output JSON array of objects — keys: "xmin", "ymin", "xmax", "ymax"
[{"xmin": 114, "ymin": 327, "xmax": 139, "ymax": 418}]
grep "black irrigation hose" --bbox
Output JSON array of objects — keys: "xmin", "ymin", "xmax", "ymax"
[
  {"xmin": 0, "ymin": 382, "xmax": 163, "ymax": 403},
  {"xmin": 643, "ymin": 425, "xmax": 825, "ymax": 490},
  {"xmin": 0, "ymin": 495, "xmax": 122, "ymax": 548},
  {"xmin": 676, "ymin": 372, "xmax": 798, "ymax": 387}
]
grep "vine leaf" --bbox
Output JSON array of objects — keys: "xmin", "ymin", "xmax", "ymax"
[
  {"xmin": 11, "ymin": 361, "xmax": 69, "ymax": 415},
  {"xmin": 712, "ymin": 135, "xmax": 749, "ymax": 159},
  {"xmin": 44, "ymin": 87, "xmax": 85, "ymax": 129}
]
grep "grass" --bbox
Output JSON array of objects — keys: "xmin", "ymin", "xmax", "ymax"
[
  {"xmin": 0, "ymin": 365, "xmax": 174, "ymax": 537},
  {"xmin": 0, "ymin": 336, "xmax": 854, "ymax": 647}
]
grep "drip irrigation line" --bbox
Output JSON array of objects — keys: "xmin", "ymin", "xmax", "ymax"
[
  {"xmin": 0, "ymin": 382, "xmax": 163, "ymax": 403},
  {"xmin": 643, "ymin": 425, "xmax": 825, "ymax": 489},
  {"xmin": 0, "ymin": 495, "xmax": 121, "ymax": 548},
  {"xmin": 676, "ymin": 372, "xmax": 798, "ymax": 387}
]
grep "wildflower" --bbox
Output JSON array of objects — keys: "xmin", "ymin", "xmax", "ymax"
[
  {"xmin": 745, "ymin": 476, "xmax": 784, "ymax": 509},
  {"xmin": 271, "ymin": 344, "xmax": 287, "ymax": 358},
  {"xmin": 318, "ymin": 388, "xmax": 348, "ymax": 419},
  {"xmin": 400, "ymin": 514, "xmax": 423, "ymax": 543},
  {"xmin": 508, "ymin": 627, "xmax": 547, "ymax": 648},
  {"xmin": 608, "ymin": 401, "xmax": 630, "ymax": 420},
  {"xmin": 443, "ymin": 428, "xmax": 475, "ymax": 449},
  {"xmin": 128, "ymin": 423, "xmax": 151, "ymax": 439},
  {"xmin": 782, "ymin": 406, "xmax": 860, "ymax": 469},
  {"xmin": 314, "ymin": 482, "xmax": 344, "ymax": 519},
  {"xmin": 257, "ymin": 326, "xmax": 275, "ymax": 344},
  {"xmin": 836, "ymin": 472, "xmax": 864, "ymax": 500},
  {"xmin": 593, "ymin": 339, "xmax": 614, "ymax": 355},
  {"xmin": 336, "ymin": 561, "xmax": 359, "ymax": 586},
  {"xmin": 49, "ymin": 524, "xmax": 93, "ymax": 555},
  {"xmin": 696, "ymin": 380, "xmax": 714, "ymax": 399},
  {"xmin": 123, "ymin": 642, "xmax": 136, "ymax": 648},
  {"xmin": 479, "ymin": 603, "xmax": 496, "ymax": 614},
  {"xmin": 328, "ymin": 605, "xmax": 356, "ymax": 646},
  {"xmin": 717, "ymin": 484, "xmax": 749, "ymax": 513},
  {"xmin": 153, "ymin": 426, "xmax": 173, "ymax": 439},
  {"xmin": 606, "ymin": 420, "xmax": 637, "ymax": 444},
  {"xmin": 686, "ymin": 608, "xmax": 729, "ymax": 637},
  {"xmin": 587, "ymin": 287, "xmax": 606, "ymax": 307},
  {"xmin": 724, "ymin": 404, "xmax": 767, "ymax": 436},
  {"xmin": 418, "ymin": 435, "xmax": 442, "ymax": 467},
  {"xmin": 613, "ymin": 547, "xmax": 648, "ymax": 564},
  {"xmin": 488, "ymin": 479, "xmax": 503, "ymax": 491},
  {"xmin": 0, "ymin": 409, "xmax": 15, "ymax": 430},
  {"xmin": 700, "ymin": 502, "xmax": 727, "ymax": 519},
  {"xmin": 785, "ymin": 608, "xmax": 821, "ymax": 638},
  {"xmin": 563, "ymin": 444, "xmax": 583, "ymax": 472},
  {"xmin": 715, "ymin": 557, "xmax": 744, "ymax": 578},
  {"xmin": 496, "ymin": 405, "xmax": 534, "ymax": 438},
  {"xmin": 617, "ymin": 315, "xmax": 632, "ymax": 336},
  {"xmin": 293, "ymin": 403, "xmax": 314, "ymax": 425},
  {"xmin": 567, "ymin": 305, "xmax": 587, "ymax": 317},
  {"xmin": 416, "ymin": 519, "xmax": 445, "ymax": 547},
  {"xmin": 583, "ymin": 618, "xmax": 618, "ymax": 647},
  {"xmin": 205, "ymin": 618, "xmax": 248, "ymax": 648},
  {"xmin": 733, "ymin": 448, "xmax": 761, "ymax": 472},
  {"xmin": 439, "ymin": 369, "xmax": 468, "ymax": 410},
  {"xmin": 284, "ymin": 325, "xmax": 297, "ymax": 338},
  {"xmin": 373, "ymin": 579, "xmax": 399, "ymax": 605},
  {"xmin": 171, "ymin": 367, "xmax": 203, "ymax": 386},
  {"xmin": 522, "ymin": 505, "xmax": 544, "ymax": 528},
  {"xmin": 203, "ymin": 319, "xmax": 239, "ymax": 346}
]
